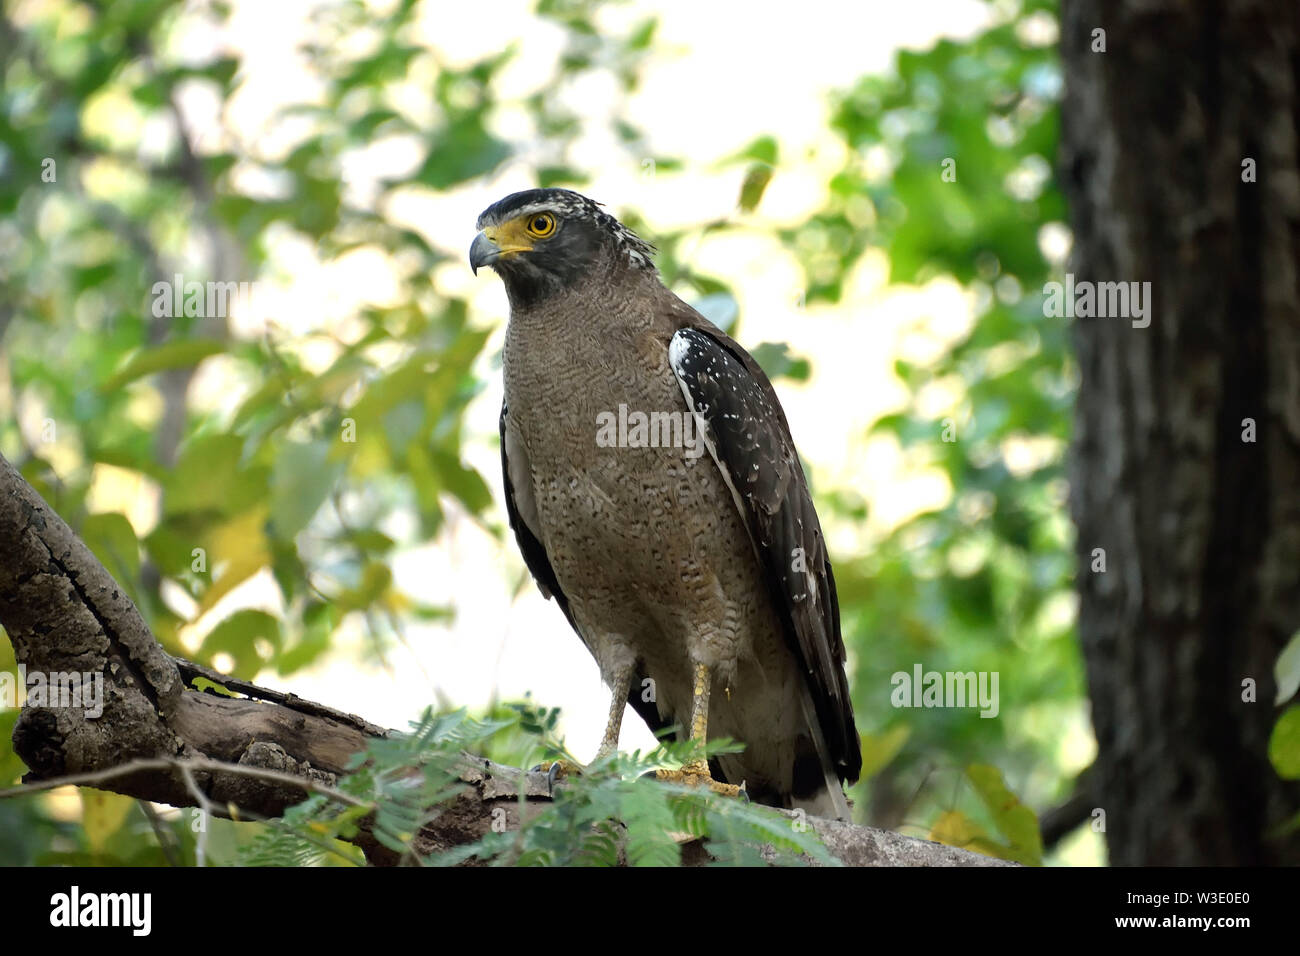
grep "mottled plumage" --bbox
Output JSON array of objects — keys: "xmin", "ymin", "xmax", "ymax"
[{"xmin": 472, "ymin": 188, "xmax": 860, "ymax": 818}]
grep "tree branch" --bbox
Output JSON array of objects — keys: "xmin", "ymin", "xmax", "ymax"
[
  {"xmin": 1039, "ymin": 765, "xmax": 1097, "ymax": 852},
  {"xmin": 0, "ymin": 451, "xmax": 1007, "ymax": 866}
]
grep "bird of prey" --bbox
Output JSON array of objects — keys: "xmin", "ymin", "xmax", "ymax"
[{"xmin": 471, "ymin": 188, "xmax": 861, "ymax": 819}]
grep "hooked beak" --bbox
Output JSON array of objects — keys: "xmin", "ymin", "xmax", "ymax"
[{"xmin": 469, "ymin": 231, "xmax": 499, "ymax": 275}]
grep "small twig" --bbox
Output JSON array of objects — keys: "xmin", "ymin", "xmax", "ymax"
[
  {"xmin": 137, "ymin": 800, "xmax": 183, "ymax": 867},
  {"xmin": 177, "ymin": 762, "xmax": 213, "ymax": 866},
  {"xmin": 0, "ymin": 756, "xmax": 372, "ymax": 810}
]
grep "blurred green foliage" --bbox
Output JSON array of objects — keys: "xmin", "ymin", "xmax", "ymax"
[
  {"xmin": 813, "ymin": 2, "xmax": 1083, "ymax": 851},
  {"xmin": 1271, "ymin": 629, "xmax": 1300, "ymax": 823},
  {"xmin": 0, "ymin": 0, "xmax": 1090, "ymax": 864}
]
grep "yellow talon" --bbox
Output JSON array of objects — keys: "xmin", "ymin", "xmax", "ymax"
[{"xmin": 655, "ymin": 763, "xmax": 745, "ymax": 799}]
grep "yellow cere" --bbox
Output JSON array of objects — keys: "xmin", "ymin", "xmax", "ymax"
[{"xmin": 482, "ymin": 216, "xmax": 540, "ymax": 256}]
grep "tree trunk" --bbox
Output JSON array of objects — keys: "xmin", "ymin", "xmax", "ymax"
[{"xmin": 1061, "ymin": 0, "xmax": 1300, "ymax": 864}]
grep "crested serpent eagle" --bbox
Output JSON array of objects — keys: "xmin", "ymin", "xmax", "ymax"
[{"xmin": 471, "ymin": 188, "xmax": 861, "ymax": 820}]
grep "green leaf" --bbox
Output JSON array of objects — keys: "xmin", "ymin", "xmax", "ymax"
[
  {"xmin": 144, "ymin": 521, "xmax": 201, "ymax": 578},
  {"xmin": 101, "ymin": 341, "xmax": 226, "ymax": 392},
  {"xmin": 1275, "ymin": 631, "xmax": 1300, "ymax": 705},
  {"xmin": 738, "ymin": 164, "xmax": 773, "ymax": 213},
  {"xmin": 335, "ymin": 562, "xmax": 392, "ymax": 611},
  {"xmin": 270, "ymin": 440, "xmax": 345, "ymax": 540},
  {"xmin": 1269, "ymin": 707, "xmax": 1300, "ymax": 780},
  {"xmin": 966, "ymin": 763, "xmax": 1043, "ymax": 865},
  {"xmin": 733, "ymin": 135, "xmax": 778, "ymax": 166},
  {"xmin": 626, "ymin": 17, "xmax": 658, "ymax": 51},
  {"xmin": 416, "ymin": 117, "xmax": 510, "ymax": 188},
  {"xmin": 750, "ymin": 341, "xmax": 811, "ymax": 382},
  {"xmin": 430, "ymin": 451, "xmax": 493, "ymax": 515},
  {"xmin": 81, "ymin": 512, "xmax": 141, "ymax": 589},
  {"xmin": 275, "ymin": 602, "xmax": 337, "ymax": 675},
  {"xmin": 165, "ymin": 434, "xmax": 262, "ymax": 517},
  {"xmin": 232, "ymin": 371, "xmax": 298, "ymax": 429},
  {"xmin": 199, "ymin": 609, "xmax": 282, "ymax": 675}
]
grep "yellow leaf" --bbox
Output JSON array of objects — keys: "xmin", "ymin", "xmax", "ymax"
[
  {"xmin": 858, "ymin": 725, "xmax": 910, "ymax": 780},
  {"xmin": 81, "ymin": 790, "xmax": 134, "ymax": 853},
  {"xmin": 929, "ymin": 809, "xmax": 1010, "ymax": 860},
  {"xmin": 198, "ymin": 507, "xmax": 270, "ymax": 616},
  {"xmin": 931, "ymin": 809, "xmax": 984, "ymax": 847}
]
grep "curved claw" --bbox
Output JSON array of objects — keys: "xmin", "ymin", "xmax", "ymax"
[
  {"xmin": 532, "ymin": 759, "xmax": 582, "ymax": 795},
  {"xmin": 654, "ymin": 766, "xmax": 746, "ymax": 800}
]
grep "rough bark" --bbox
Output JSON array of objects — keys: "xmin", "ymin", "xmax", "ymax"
[
  {"xmin": 0, "ymin": 451, "xmax": 1003, "ymax": 866},
  {"xmin": 1061, "ymin": 0, "xmax": 1300, "ymax": 864}
]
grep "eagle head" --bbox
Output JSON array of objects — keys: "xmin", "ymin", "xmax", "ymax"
[{"xmin": 469, "ymin": 188, "xmax": 655, "ymax": 306}]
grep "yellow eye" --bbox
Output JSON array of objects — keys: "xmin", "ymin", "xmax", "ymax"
[{"xmin": 525, "ymin": 213, "xmax": 556, "ymax": 238}]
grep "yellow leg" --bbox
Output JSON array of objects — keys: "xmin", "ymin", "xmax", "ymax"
[
  {"xmin": 686, "ymin": 661, "xmax": 711, "ymax": 771},
  {"xmin": 656, "ymin": 662, "xmax": 743, "ymax": 798},
  {"xmin": 538, "ymin": 665, "xmax": 632, "ymax": 790},
  {"xmin": 594, "ymin": 665, "xmax": 633, "ymax": 761}
]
